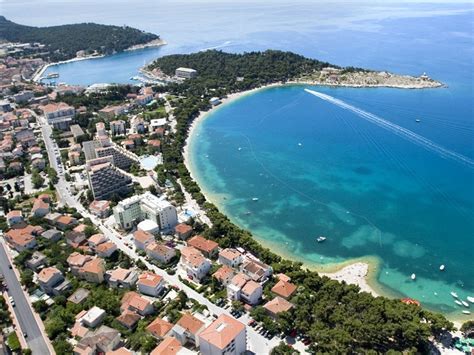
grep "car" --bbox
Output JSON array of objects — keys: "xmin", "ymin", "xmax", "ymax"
[
  {"xmin": 8, "ymin": 265, "xmax": 12, "ymax": 269},
  {"xmin": 11, "ymin": 301, "xmax": 15, "ymax": 307},
  {"xmin": 23, "ymin": 333, "xmax": 27, "ymax": 338}
]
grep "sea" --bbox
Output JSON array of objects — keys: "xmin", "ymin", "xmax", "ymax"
[{"xmin": 2, "ymin": 0, "xmax": 473, "ymax": 318}]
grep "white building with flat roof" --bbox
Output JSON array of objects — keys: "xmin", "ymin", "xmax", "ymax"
[
  {"xmin": 113, "ymin": 192, "xmax": 178, "ymax": 231},
  {"xmin": 175, "ymin": 67, "xmax": 197, "ymax": 79}
]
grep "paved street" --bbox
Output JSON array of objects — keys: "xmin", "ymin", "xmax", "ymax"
[{"xmin": 0, "ymin": 243, "xmax": 51, "ymax": 355}]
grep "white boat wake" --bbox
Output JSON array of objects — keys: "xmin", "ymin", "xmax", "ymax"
[{"xmin": 304, "ymin": 89, "xmax": 474, "ymax": 168}]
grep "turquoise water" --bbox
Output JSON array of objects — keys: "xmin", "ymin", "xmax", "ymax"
[
  {"xmin": 189, "ymin": 83, "xmax": 473, "ymax": 316},
  {"xmin": 4, "ymin": 1, "xmax": 473, "ymax": 317}
]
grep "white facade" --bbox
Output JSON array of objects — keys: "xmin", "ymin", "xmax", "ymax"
[
  {"xmin": 113, "ymin": 192, "xmax": 178, "ymax": 231},
  {"xmin": 199, "ymin": 315, "xmax": 247, "ymax": 355}
]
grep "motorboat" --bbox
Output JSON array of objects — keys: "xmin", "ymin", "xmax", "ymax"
[
  {"xmin": 461, "ymin": 301, "xmax": 470, "ymax": 308},
  {"xmin": 455, "ymin": 300, "xmax": 463, "ymax": 306},
  {"xmin": 411, "ymin": 273, "xmax": 416, "ymax": 280},
  {"xmin": 451, "ymin": 292, "xmax": 459, "ymax": 298},
  {"xmin": 316, "ymin": 236, "xmax": 326, "ymax": 243},
  {"xmin": 415, "ymin": 119, "xmax": 421, "ymax": 123},
  {"xmin": 439, "ymin": 265, "xmax": 445, "ymax": 271},
  {"xmin": 467, "ymin": 296, "xmax": 474, "ymax": 303},
  {"xmin": 462, "ymin": 311, "xmax": 471, "ymax": 315},
  {"xmin": 252, "ymin": 197, "xmax": 259, "ymax": 201}
]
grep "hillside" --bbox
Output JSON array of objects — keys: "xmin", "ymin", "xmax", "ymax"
[{"xmin": 0, "ymin": 16, "xmax": 159, "ymax": 61}]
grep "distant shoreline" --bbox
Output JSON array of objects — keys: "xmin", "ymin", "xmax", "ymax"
[{"xmin": 32, "ymin": 38, "xmax": 167, "ymax": 83}]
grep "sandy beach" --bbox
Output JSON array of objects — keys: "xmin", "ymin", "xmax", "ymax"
[{"xmin": 181, "ymin": 82, "xmax": 382, "ymax": 297}]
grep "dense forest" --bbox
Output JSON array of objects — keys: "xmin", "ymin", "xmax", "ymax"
[
  {"xmin": 0, "ymin": 16, "xmax": 159, "ymax": 61},
  {"xmin": 149, "ymin": 50, "xmax": 455, "ymax": 353}
]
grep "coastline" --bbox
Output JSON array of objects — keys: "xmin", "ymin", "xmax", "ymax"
[
  {"xmin": 32, "ymin": 38, "xmax": 167, "ymax": 83},
  {"xmin": 182, "ymin": 82, "xmax": 384, "ymax": 297}
]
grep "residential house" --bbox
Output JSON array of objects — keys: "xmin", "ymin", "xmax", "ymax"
[
  {"xmin": 199, "ymin": 314, "xmax": 246, "ymax": 355},
  {"xmin": 37, "ymin": 266, "xmax": 71, "ymax": 296},
  {"xmin": 80, "ymin": 306, "xmax": 106, "ymax": 328},
  {"xmin": 240, "ymin": 280, "xmax": 262, "ymax": 306},
  {"xmin": 41, "ymin": 102, "xmax": 75, "ymax": 130},
  {"xmin": 271, "ymin": 279, "xmax": 297, "ymax": 300},
  {"xmin": 96, "ymin": 241, "xmax": 117, "ymax": 258},
  {"xmin": 6, "ymin": 210, "xmax": 23, "ymax": 226},
  {"xmin": 146, "ymin": 242, "xmax": 176, "ymax": 264},
  {"xmin": 89, "ymin": 200, "xmax": 111, "ymax": 218},
  {"xmin": 65, "ymin": 230, "xmax": 86, "ymax": 248},
  {"xmin": 240, "ymin": 258, "xmax": 272, "ymax": 282},
  {"xmin": 106, "ymin": 267, "xmax": 139, "ymax": 289},
  {"xmin": 146, "ymin": 317, "xmax": 173, "ymax": 340},
  {"xmin": 55, "ymin": 215, "xmax": 78, "ymax": 230},
  {"xmin": 4, "ymin": 229, "xmax": 37, "ymax": 252},
  {"xmin": 78, "ymin": 258, "xmax": 105, "ymax": 284},
  {"xmin": 263, "ymin": 296, "xmax": 293, "ymax": 318},
  {"xmin": 26, "ymin": 251, "xmax": 47, "ymax": 271},
  {"xmin": 88, "ymin": 233, "xmax": 107, "ymax": 249},
  {"xmin": 68, "ymin": 288, "xmax": 90, "ymax": 305},
  {"xmin": 174, "ymin": 223, "xmax": 193, "ymax": 240},
  {"xmin": 212, "ymin": 265, "xmax": 234, "ymax": 286},
  {"xmin": 187, "ymin": 235, "xmax": 219, "ymax": 259},
  {"xmin": 137, "ymin": 271, "xmax": 165, "ymax": 297},
  {"xmin": 150, "ymin": 337, "xmax": 191, "ymax": 355},
  {"xmin": 172, "ymin": 313, "xmax": 205, "ymax": 347},
  {"xmin": 41, "ymin": 228, "xmax": 62, "ymax": 242},
  {"xmin": 31, "ymin": 197, "xmax": 50, "ymax": 217},
  {"xmin": 120, "ymin": 291, "xmax": 154, "ymax": 316},
  {"xmin": 67, "ymin": 252, "xmax": 92, "ymax": 276},
  {"xmin": 116, "ymin": 310, "xmax": 141, "ymax": 330},
  {"xmin": 133, "ymin": 230, "xmax": 155, "ymax": 250},
  {"xmin": 179, "ymin": 247, "xmax": 211, "ymax": 283},
  {"xmin": 218, "ymin": 249, "xmax": 242, "ymax": 268},
  {"xmin": 74, "ymin": 325, "xmax": 121, "ymax": 354}
]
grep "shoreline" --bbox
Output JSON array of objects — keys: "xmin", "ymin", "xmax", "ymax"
[
  {"xmin": 181, "ymin": 83, "xmax": 472, "ymax": 323},
  {"xmin": 182, "ymin": 82, "xmax": 384, "ymax": 296},
  {"xmin": 32, "ymin": 38, "xmax": 167, "ymax": 83}
]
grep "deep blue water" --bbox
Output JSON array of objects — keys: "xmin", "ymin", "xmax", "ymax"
[{"xmin": 3, "ymin": 0, "xmax": 473, "ymax": 316}]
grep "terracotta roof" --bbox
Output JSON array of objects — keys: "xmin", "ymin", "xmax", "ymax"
[
  {"xmin": 56, "ymin": 215, "xmax": 76, "ymax": 225},
  {"xmin": 241, "ymin": 280, "xmax": 261, "ymax": 295},
  {"xmin": 212, "ymin": 265, "xmax": 234, "ymax": 282},
  {"xmin": 88, "ymin": 233, "xmax": 106, "ymax": 245},
  {"xmin": 81, "ymin": 258, "xmax": 105, "ymax": 274},
  {"xmin": 73, "ymin": 224, "xmax": 87, "ymax": 233},
  {"xmin": 89, "ymin": 200, "xmax": 110, "ymax": 211},
  {"xmin": 134, "ymin": 230, "xmax": 154, "ymax": 243},
  {"xmin": 138, "ymin": 271, "xmax": 163, "ymax": 288},
  {"xmin": 263, "ymin": 296, "xmax": 293, "ymax": 315},
  {"xmin": 174, "ymin": 223, "xmax": 192, "ymax": 234},
  {"xmin": 67, "ymin": 252, "xmax": 91, "ymax": 267},
  {"xmin": 6, "ymin": 210, "xmax": 22, "ymax": 218},
  {"xmin": 147, "ymin": 139, "xmax": 161, "ymax": 147},
  {"xmin": 121, "ymin": 291, "xmax": 151, "ymax": 313},
  {"xmin": 230, "ymin": 273, "xmax": 249, "ymax": 288},
  {"xmin": 146, "ymin": 242, "xmax": 174, "ymax": 256},
  {"xmin": 176, "ymin": 312, "xmax": 204, "ymax": 335},
  {"xmin": 181, "ymin": 246, "xmax": 207, "ymax": 268},
  {"xmin": 41, "ymin": 102, "xmax": 73, "ymax": 113},
  {"xmin": 199, "ymin": 314, "xmax": 245, "ymax": 350},
  {"xmin": 96, "ymin": 241, "xmax": 116, "ymax": 254},
  {"xmin": 271, "ymin": 280, "xmax": 297, "ymax": 299},
  {"xmin": 219, "ymin": 248, "xmax": 241, "ymax": 261},
  {"xmin": 108, "ymin": 267, "xmax": 132, "ymax": 282},
  {"xmin": 32, "ymin": 198, "xmax": 49, "ymax": 212},
  {"xmin": 6, "ymin": 232, "xmax": 35, "ymax": 247},
  {"xmin": 116, "ymin": 310, "xmax": 141, "ymax": 329},
  {"xmin": 146, "ymin": 317, "xmax": 173, "ymax": 338},
  {"xmin": 276, "ymin": 273, "xmax": 291, "ymax": 282},
  {"xmin": 71, "ymin": 321, "xmax": 89, "ymax": 338},
  {"xmin": 106, "ymin": 347, "xmax": 133, "ymax": 355},
  {"xmin": 150, "ymin": 337, "xmax": 182, "ymax": 355},
  {"xmin": 38, "ymin": 266, "xmax": 61, "ymax": 283},
  {"xmin": 188, "ymin": 235, "xmax": 218, "ymax": 254}
]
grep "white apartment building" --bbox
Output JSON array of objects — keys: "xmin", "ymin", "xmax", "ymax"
[
  {"xmin": 113, "ymin": 192, "xmax": 178, "ymax": 231},
  {"xmin": 199, "ymin": 314, "xmax": 246, "ymax": 355}
]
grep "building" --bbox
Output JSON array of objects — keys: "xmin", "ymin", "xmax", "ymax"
[
  {"xmin": 65, "ymin": 231, "xmax": 86, "ymax": 248},
  {"xmin": 172, "ymin": 313, "xmax": 205, "ymax": 347},
  {"xmin": 209, "ymin": 97, "xmax": 221, "ymax": 106},
  {"xmin": 88, "ymin": 233, "xmax": 107, "ymax": 248},
  {"xmin": 80, "ymin": 306, "xmax": 106, "ymax": 328},
  {"xmin": 106, "ymin": 267, "xmax": 139, "ymax": 289},
  {"xmin": 137, "ymin": 219, "xmax": 160, "ymax": 235},
  {"xmin": 96, "ymin": 241, "xmax": 118, "ymax": 258},
  {"xmin": 4, "ymin": 229, "xmax": 37, "ymax": 251},
  {"xmin": 147, "ymin": 317, "xmax": 173, "ymax": 339},
  {"xmin": 74, "ymin": 325, "xmax": 121, "ymax": 354},
  {"xmin": 110, "ymin": 120, "xmax": 126, "ymax": 135},
  {"xmin": 78, "ymin": 258, "xmax": 106, "ymax": 284},
  {"xmin": 31, "ymin": 197, "xmax": 50, "ymax": 217},
  {"xmin": 187, "ymin": 235, "xmax": 219, "ymax": 259},
  {"xmin": 37, "ymin": 266, "xmax": 71, "ymax": 295},
  {"xmin": 99, "ymin": 105, "xmax": 127, "ymax": 119},
  {"xmin": 179, "ymin": 247, "xmax": 211, "ymax": 283},
  {"xmin": 271, "ymin": 279, "xmax": 297, "ymax": 299},
  {"xmin": 199, "ymin": 314, "xmax": 246, "ymax": 355},
  {"xmin": 218, "ymin": 249, "xmax": 242, "ymax": 268},
  {"xmin": 86, "ymin": 156, "xmax": 132, "ymax": 200},
  {"xmin": 67, "ymin": 252, "xmax": 92, "ymax": 276},
  {"xmin": 41, "ymin": 102, "xmax": 75, "ymax": 130},
  {"xmin": 150, "ymin": 337, "xmax": 192, "ymax": 355},
  {"xmin": 263, "ymin": 296, "xmax": 293, "ymax": 318},
  {"xmin": 174, "ymin": 223, "xmax": 193, "ymax": 240},
  {"xmin": 240, "ymin": 280, "xmax": 262, "ymax": 305},
  {"xmin": 68, "ymin": 288, "xmax": 90, "ymax": 305},
  {"xmin": 41, "ymin": 228, "xmax": 62, "ymax": 242},
  {"xmin": 212, "ymin": 265, "xmax": 234, "ymax": 286},
  {"xmin": 133, "ymin": 230, "xmax": 155, "ymax": 250},
  {"xmin": 6, "ymin": 210, "xmax": 23, "ymax": 226},
  {"xmin": 120, "ymin": 291, "xmax": 154, "ymax": 316},
  {"xmin": 175, "ymin": 67, "xmax": 197, "ymax": 79},
  {"xmin": 137, "ymin": 271, "xmax": 165, "ymax": 297},
  {"xmin": 146, "ymin": 242, "xmax": 176, "ymax": 264},
  {"xmin": 55, "ymin": 215, "xmax": 78, "ymax": 230},
  {"xmin": 89, "ymin": 200, "xmax": 111, "ymax": 218},
  {"xmin": 116, "ymin": 311, "xmax": 141, "ymax": 330},
  {"xmin": 70, "ymin": 124, "xmax": 86, "ymax": 142},
  {"xmin": 113, "ymin": 192, "xmax": 178, "ymax": 231},
  {"xmin": 240, "ymin": 258, "xmax": 272, "ymax": 282},
  {"xmin": 226, "ymin": 273, "xmax": 248, "ymax": 303},
  {"xmin": 26, "ymin": 251, "xmax": 47, "ymax": 271}
]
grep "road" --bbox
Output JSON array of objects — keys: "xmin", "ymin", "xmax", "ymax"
[
  {"xmin": 35, "ymin": 112, "xmax": 281, "ymax": 353},
  {"xmin": 0, "ymin": 242, "xmax": 51, "ymax": 355}
]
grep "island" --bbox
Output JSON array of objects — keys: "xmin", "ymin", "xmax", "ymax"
[{"xmin": 0, "ymin": 16, "xmax": 163, "ymax": 62}]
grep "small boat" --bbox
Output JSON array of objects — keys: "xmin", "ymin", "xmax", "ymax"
[
  {"xmin": 411, "ymin": 273, "xmax": 416, "ymax": 280},
  {"xmin": 415, "ymin": 119, "xmax": 421, "ymax": 123},
  {"xmin": 244, "ymin": 211, "xmax": 252, "ymax": 215},
  {"xmin": 467, "ymin": 296, "xmax": 474, "ymax": 303},
  {"xmin": 316, "ymin": 236, "xmax": 326, "ymax": 243},
  {"xmin": 461, "ymin": 301, "xmax": 470, "ymax": 308},
  {"xmin": 298, "ymin": 143, "xmax": 302, "ymax": 146},
  {"xmin": 455, "ymin": 300, "xmax": 463, "ymax": 306},
  {"xmin": 439, "ymin": 264, "xmax": 445, "ymax": 271},
  {"xmin": 238, "ymin": 147, "xmax": 242, "ymax": 151},
  {"xmin": 252, "ymin": 197, "xmax": 259, "ymax": 202},
  {"xmin": 462, "ymin": 310, "xmax": 471, "ymax": 315},
  {"xmin": 451, "ymin": 292, "xmax": 459, "ymax": 298}
]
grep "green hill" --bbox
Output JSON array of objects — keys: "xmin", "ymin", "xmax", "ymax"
[{"xmin": 0, "ymin": 16, "xmax": 159, "ymax": 61}]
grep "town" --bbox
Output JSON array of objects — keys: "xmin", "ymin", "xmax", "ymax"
[{"xmin": 0, "ymin": 51, "xmax": 309, "ymax": 355}]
